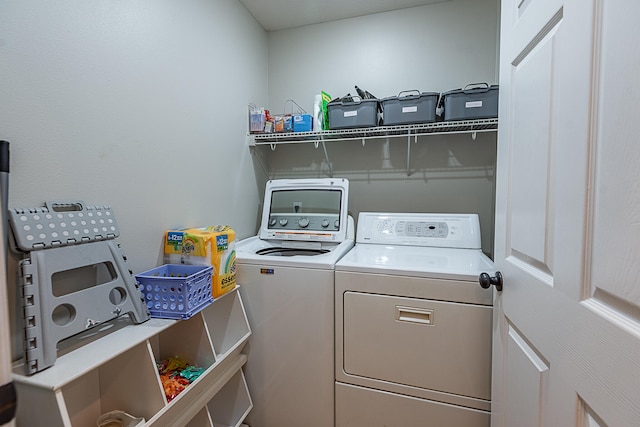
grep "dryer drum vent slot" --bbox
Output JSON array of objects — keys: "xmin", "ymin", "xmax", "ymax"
[{"xmin": 396, "ymin": 306, "xmax": 434, "ymax": 325}]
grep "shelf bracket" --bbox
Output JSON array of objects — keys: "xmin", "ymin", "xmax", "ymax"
[
  {"xmin": 251, "ymin": 146, "xmax": 271, "ymax": 179},
  {"xmin": 319, "ymin": 136, "xmax": 333, "ymax": 178},
  {"xmin": 270, "ymin": 143, "xmax": 277, "ymax": 151},
  {"xmin": 406, "ymin": 131, "xmax": 412, "ymax": 177},
  {"xmin": 471, "ymin": 131, "xmax": 477, "ymax": 140},
  {"xmin": 362, "ymin": 138, "xmax": 366, "ymax": 147}
]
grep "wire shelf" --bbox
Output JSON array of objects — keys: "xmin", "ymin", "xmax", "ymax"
[{"xmin": 249, "ymin": 118, "xmax": 498, "ymax": 146}]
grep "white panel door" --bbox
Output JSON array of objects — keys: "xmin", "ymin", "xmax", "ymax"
[{"xmin": 492, "ymin": 0, "xmax": 640, "ymax": 425}]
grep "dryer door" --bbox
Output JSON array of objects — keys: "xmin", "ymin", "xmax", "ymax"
[{"xmin": 342, "ymin": 290, "xmax": 492, "ymax": 400}]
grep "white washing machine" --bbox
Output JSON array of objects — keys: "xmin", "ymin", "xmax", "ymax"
[
  {"xmin": 335, "ymin": 212, "xmax": 495, "ymax": 427},
  {"xmin": 236, "ymin": 178, "xmax": 354, "ymax": 427}
]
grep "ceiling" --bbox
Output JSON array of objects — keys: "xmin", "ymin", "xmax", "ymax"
[{"xmin": 238, "ymin": 0, "xmax": 450, "ymax": 31}]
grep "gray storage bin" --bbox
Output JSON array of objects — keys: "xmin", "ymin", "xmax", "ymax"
[
  {"xmin": 441, "ymin": 83, "xmax": 499, "ymax": 121},
  {"xmin": 381, "ymin": 90, "xmax": 439, "ymax": 126},
  {"xmin": 328, "ymin": 97, "xmax": 379, "ymax": 129}
]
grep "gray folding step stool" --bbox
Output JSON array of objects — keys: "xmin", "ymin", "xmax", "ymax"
[{"xmin": 8, "ymin": 201, "xmax": 150, "ymax": 374}]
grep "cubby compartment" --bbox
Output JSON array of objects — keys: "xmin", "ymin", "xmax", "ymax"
[
  {"xmin": 201, "ymin": 288, "xmax": 251, "ymax": 357},
  {"xmin": 207, "ymin": 369, "xmax": 253, "ymax": 427},
  {"xmin": 62, "ymin": 342, "xmax": 164, "ymax": 426},
  {"xmin": 185, "ymin": 407, "xmax": 214, "ymax": 426},
  {"xmin": 150, "ymin": 313, "xmax": 216, "ymax": 379}
]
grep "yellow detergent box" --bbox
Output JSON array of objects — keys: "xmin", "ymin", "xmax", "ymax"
[{"xmin": 164, "ymin": 226, "xmax": 236, "ymax": 298}]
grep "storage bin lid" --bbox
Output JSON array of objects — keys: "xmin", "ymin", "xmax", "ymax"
[
  {"xmin": 381, "ymin": 91, "xmax": 439, "ymax": 102},
  {"xmin": 441, "ymin": 84, "xmax": 499, "ymax": 97},
  {"xmin": 328, "ymin": 96, "xmax": 379, "ymax": 106}
]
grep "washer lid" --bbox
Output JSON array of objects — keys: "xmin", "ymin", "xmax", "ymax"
[
  {"xmin": 236, "ymin": 236, "xmax": 354, "ymax": 269},
  {"xmin": 259, "ymin": 178, "xmax": 350, "ymax": 243}
]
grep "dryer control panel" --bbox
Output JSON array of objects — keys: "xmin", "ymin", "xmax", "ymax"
[
  {"xmin": 356, "ymin": 213, "xmax": 482, "ymax": 249},
  {"xmin": 391, "ymin": 220, "xmax": 448, "ymax": 238}
]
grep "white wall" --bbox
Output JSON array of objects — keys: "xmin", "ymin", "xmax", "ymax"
[
  {"xmin": 261, "ymin": 0, "xmax": 500, "ymax": 255},
  {"xmin": 267, "ymin": 0, "xmax": 499, "ymax": 114},
  {"xmin": 0, "ymin": 0, "xmax": 267, "ymax": 358}
]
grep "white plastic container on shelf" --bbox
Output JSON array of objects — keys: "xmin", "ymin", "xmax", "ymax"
[{"xmin": 313, "ymin": 93, "xmax": 322, "ymax": 131}]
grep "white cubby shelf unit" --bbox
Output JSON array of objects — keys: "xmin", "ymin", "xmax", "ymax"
[{"xmin": 12, "ymin": 287, "xmax": 252, "ymax": 427}]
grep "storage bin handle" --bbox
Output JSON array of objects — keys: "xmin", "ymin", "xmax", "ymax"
[
  {"xmin": 397, "ymin": 90, "xmax": 421, "ymax": 99},
  {"xmin": 340, "ymin": 95, "xmax": 362, "ymax": 105},
  {"xmin": 463, "ymin": 83, "xmax": 490, "ymax": 93}
]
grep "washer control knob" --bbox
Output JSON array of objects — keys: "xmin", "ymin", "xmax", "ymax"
[
  {"xmin": 298, "ymin": 218, "xmax": 310, "ymax": 228},
  {"xmin": 269, "ymin": 217, "xmax": 277, "ymax": 227},
  {"xmin": 334, "ymin": 219, "xmax": 340, "ymax": 229},
  {"xmin": 321, "ymin": 219, "xmax": 330, "ymax": 228},
  {"xmin": 279, "ymin": 218, "xmax": 288, "ymax": 226}
]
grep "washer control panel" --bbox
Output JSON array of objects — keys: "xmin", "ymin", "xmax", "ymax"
[
  {"xmin": 259, "ymin": 178, "xmax": 350, "ymax": 242},
  {"xmin": 268, "ymin": 213, "xmax": 340, "ymax": 231},
  {"xmin": 357, "ymin": 213, "xmax": 482, "ymax": 249}
]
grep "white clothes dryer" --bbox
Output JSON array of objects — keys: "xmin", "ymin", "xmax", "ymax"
[
  {"xmin": 335, "ymin": 212, "xmax": 495, "ymax": 427},
  {"xmin": 236, "ymin": 178, "xmax": 354, "ymax": 427}
]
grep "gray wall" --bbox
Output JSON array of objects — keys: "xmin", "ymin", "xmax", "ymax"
[
  {"xmin": 0, "ymin": 0, "xmax": 268, "ymax": 358},
  {"xmin": 260, "ymin": 0, "xmax": 500, "ymax": 255},
  {"xmin": 0, "ymin": 0, "xmax": 268, "ymax": 257}
]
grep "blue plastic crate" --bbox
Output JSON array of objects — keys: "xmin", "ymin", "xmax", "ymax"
[{"xmin": 135, "ymin": 264, "xmax": 214, "ymax": 320}]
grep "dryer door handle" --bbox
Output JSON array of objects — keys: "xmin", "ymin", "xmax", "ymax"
[{"xmin": 396, "ymin": 306, "xmax": 434, "ymax": 325}]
